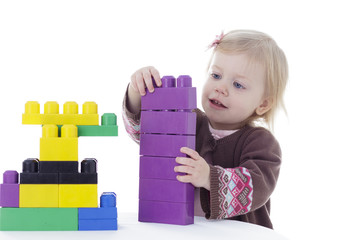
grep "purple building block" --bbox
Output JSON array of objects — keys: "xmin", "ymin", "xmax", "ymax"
[
  {"xmin": 141, "ymin": 88, "xmax": 196, "ymax": 111},
  {"xmin": 139, "ymin": 200, "xmax": 194, "ymax": 225},
  {"xmin": 140, "ymin": 156, "xmax": 182, "ymax": 180},
  {"xmin": 141, "ymin": 75, "xmax": 196, "ymax": 111},
  {"xmin": 139, "ymin": 178, "xmax": 194, "ymax": 203},
  {"xmin": 0, "ymin": 170, "xmax": 19, "ymax": 207},
  {"xmin": 140, "ymin": 134, "xmax": 195, "ymax": 158},
  {"xmin": 141, "ymin": 111, "xmax": 196, "ymax": 135}
]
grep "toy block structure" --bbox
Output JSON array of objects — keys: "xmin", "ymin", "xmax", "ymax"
[
  {"xmin": 78, "ymin": 192, "xmax": 118, "ymax": 230},
  {"xmin": 139, "ymin": 75, "xmax": 196, "ymax": 225},
  {"xmin": 0, "ymin": 101, "xmax": 118, "ymax": 231}
]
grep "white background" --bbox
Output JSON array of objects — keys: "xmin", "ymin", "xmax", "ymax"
[{"xmin": 1, "ymin": 1, "xmax": 359, "ymax": 239}]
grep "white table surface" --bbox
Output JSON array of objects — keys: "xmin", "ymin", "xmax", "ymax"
[{"xmin": 0, "ymin": 212, "xmax": 289, "ymax": 240}]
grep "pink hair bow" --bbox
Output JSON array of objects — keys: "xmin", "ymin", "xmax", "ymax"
[{"xmin": 208, "ymin": 31, "xmax": 225, "ymax": 49}]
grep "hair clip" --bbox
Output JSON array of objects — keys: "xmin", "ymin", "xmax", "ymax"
[{"xmin": 208, "ymin": 31, "xmax": 225, "ymax": 49}]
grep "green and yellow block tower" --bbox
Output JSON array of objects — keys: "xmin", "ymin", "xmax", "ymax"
[{"xmin": 0, "ymin": 101, "xmax": 118, "ymax": 231}]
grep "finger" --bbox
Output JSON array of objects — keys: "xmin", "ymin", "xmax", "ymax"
[
  {"xmin": 180, "ymin": 147, "xmax": 200, "ymax": 160},
  {"xmin": 129, "ymin": 80, "xmax": 139, "ymax": 94},
  {"xmin": 175, "ymin": 157, "xmax": 195, "ymax": 167},
  {"xmin": 135, "ymin": 73, "xmax": 146, "ymax": 96},
  {"xmin": 149, "ymin": 67, "xmax": 162, "ymax": 87},
  {"xmin": 143, "ymin": 70, "xmax": 155, "ymax": 93},
  {"xmin": 174, "ymin": 165, "xmax": 194, "ymax": 175},
  {"xmin": 176, "ymin": 174, "xmax": 192, "ymax": 183}
]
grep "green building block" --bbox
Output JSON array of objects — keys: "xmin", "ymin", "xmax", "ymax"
[
  {"xmin": 0, "ymin": 208, "xmax": 78, "ymax": 231},
  {"xmin": 77, "ymin": 125, "xmax": 118, "ymax": 136},
  {"xmin": 57, "ymin": 113, "xmax": 118, "ymax": 137}
]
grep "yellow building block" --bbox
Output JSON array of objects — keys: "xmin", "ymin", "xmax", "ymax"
[
  {"xmin": 59, "ymin": 184, "xmax": 97, "ymax": 208},
  {"xmin": 22, "ymin": 101, "xmax": 99, "ymax": 125},
  {"xmin": 40, "ymin": 124, "xmax": 78, "ymax": 161},
  {"xmin": 19, "ymin": 184, "xmax": 59, "ymax": 207}
]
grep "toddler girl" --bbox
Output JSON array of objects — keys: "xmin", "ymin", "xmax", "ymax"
[{"xmin": 122, "ymin": 30, "xmax": 288, "ymax": 229}]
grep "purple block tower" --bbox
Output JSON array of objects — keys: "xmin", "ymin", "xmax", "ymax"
[{"xmin": 139, "ymin": 75, "xmax": 196, "ymax": 225}]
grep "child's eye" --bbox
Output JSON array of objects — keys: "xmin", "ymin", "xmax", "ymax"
[
  {"xmin": 211, "ymin": 73, "xmax": 221, "ymax": 80},
  {"xmin": 233, "ymin": 81, "xmax": 245, "ymax": 89}
]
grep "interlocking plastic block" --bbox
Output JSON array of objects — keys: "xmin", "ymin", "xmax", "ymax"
[
  {"xmin": 39, "ymin": 161, "xmax": 79, "ymax": 173},
  {"xmin": 59, "ymin": 173, "xmax": 97, "ymax": 184},
  {"xmin": 140, "ymin": 111, "xmax": 196, "ymax": 135},
  {"xmin": 59, "ymin": 184, "xmax": 97, "ymax": 208},
  {"xmin": 78, "ymin": 207, "xmax": 117, "ymax": 220},
  {"xmin": 40, "ymin": 124, "xmax": 78, "ymax": 161},
  {"xmin": 139, "ymin": 178, "xmax": 194, "ymax": 203},
  {"xmin": 19, "ymin": 184, "xmax": 59, "ymax": 207},
  {"xmin": 0, "ymin": 171, "xmax": 19, "ymax": 207},
  {"xmin": 20, "ymin": 173, "xmax": 58, "ymax": 184},
  {"xmin": 78, "ymin": 192, "xmax": 117, "ymax": 219},
  {"xmin": 22, "ymin": 101, "xmax": 99, "ymax": 125},
  {"xmin": 20, "ymin": 158, "xmax": 58, "ymax": 184},
  {"xmin": 139, "ymin": 200, "xmax": 194, "ymax": 225},
  {"xmin": 59, "ymin": 158, "xmax": 97, "ymax": 184},
  {"xmin": 140, "ymin": 156, "xmax": 182, "ymax": 180},
  {"xmin": 77, "ymin": 113, "xmax": 118, "ymax": 136},
  {"xmin": 140, "ymin": 134, "xmax": 195, "ymax": 157},
  {"xmin": 78, "ymin": 192, "xmax": 118, "ymax": 231},
  {"xmin": 0, "ymin": 208, "xmax": 78, "ymax": 231},
  {"xmin": 78, "ymin": 219, "xmax": 117, "ymax": 231},
  {"xmin": 141, "ymin": 75, "xmax": 196, "ymax": 111}
]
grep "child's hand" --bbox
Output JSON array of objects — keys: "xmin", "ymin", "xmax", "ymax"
[
  {"xmin": 175, "ymin": 147, "xmax": 211, "ymax": 190},
  {"xmin": 130, "ymin": 66, "xmax": 162, "ymax": 96}
]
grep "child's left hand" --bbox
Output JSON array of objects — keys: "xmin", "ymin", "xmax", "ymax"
[{"xmin": 174, "ymin": 147, "xmax": 211, "ymax": 190}]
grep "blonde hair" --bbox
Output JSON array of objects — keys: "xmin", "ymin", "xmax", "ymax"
[{"xmin": 208, "ymin": 30, "xmax": 288, "ymax": 130}]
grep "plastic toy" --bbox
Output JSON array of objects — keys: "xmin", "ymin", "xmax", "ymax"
[
  {"xmin": 0, "ymin": 101, "xmax": 118, "ymax": 231},
  {"xmin": 138, "ymin": 75, "xmax": 196, "ymax": 225}
]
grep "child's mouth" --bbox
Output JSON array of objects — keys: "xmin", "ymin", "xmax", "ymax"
[{"xmin": 209, "ymin": 99, "xmax": 227, "ymax": 109}]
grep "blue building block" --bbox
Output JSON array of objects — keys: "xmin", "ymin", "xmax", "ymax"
[
  {"xmin": 78, "ymin": 219, "xmax": 117, "ymax": 231},
  {"xmin": 78, "ymin": 207, "xmax": 117, "ymax": 220},
  {"xmin": 78, "ymin": 192, "xmax": 118, "ymax": 231}
]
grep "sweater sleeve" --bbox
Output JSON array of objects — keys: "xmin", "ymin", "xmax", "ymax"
[
  {"xmin": 202, "ymin": 128, "xmax": 281, "ymax": 219},
  {"xmin": 122, "ymin": 85, "xmax": 141, "ymax": 144},
  {"xmin": 208, "ymin": 165, "xmax": 253, "ymax": 219}
]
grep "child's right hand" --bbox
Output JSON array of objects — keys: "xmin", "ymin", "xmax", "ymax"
[{"xmin": 130, "ymin": 66, "xmax": 162, "ymax": 96}]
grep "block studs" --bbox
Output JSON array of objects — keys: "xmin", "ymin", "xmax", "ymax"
[
  {"xmin": 22, "ymin": 159, "xmax": 39, "ymax": 173},
  {"xmin": 81, "ymin": 158, "xmax": 97, "ymax": 173},
  {"xmin": 25, "ymin": 101, "xmax": 40, "ymax": 114},
  {"xmin": 44, "ymin": 101, "xmax": 59, "ymax": 114},
  {"xmin": 42, "ymin": 124, "xmax": 58, "ymax": 138},
  {"xmin": 161, "ymin": 76, "xmax": 176, "ymax": 88},
  {"xmin": 61, "ymin": 125, "xmax": 78, "ymax": 138},
  {"xmin": 82, "ymin": 102, "xmax": 98, "ymax": 114},
  {"xmin": 3, "ymin": 170, "xmax": 19, "ymax": 184},
  {"xmin": 64, "ymin": 101, "xmax": 79, "ymax": 114}
]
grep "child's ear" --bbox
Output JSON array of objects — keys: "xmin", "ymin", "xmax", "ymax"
[{"xmin": 255, "ymin": 97, "xmax": 273, "ymax": 116}]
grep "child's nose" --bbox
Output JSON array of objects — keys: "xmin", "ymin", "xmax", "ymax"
[{"xmin": 214, "ymin": 85, "xmax": 228, "ymax": 96}]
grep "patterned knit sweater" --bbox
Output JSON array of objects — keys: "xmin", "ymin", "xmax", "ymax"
[{"xmin": 122, "ymin": 91, "xmax": 281, "ymax": 229}]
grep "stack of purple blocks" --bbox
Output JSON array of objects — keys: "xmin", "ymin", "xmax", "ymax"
[{"xmin": 139, "ymin": 75, "xmax": 196, "ymax": 225}]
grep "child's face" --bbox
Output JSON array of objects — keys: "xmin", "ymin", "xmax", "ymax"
[{"xmin": 202, "ymin": 51, "xmax": 269, "ymax": 130}]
